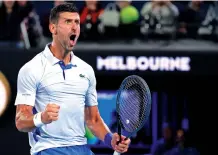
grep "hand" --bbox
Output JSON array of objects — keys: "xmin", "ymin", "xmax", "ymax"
[
  {"xmin": 41, "ymin": 103, "xmax": 60, "ymax": 124},
  {"xmin": 111, "ymin": 133, "xmax": 131, "ymax": 153}
]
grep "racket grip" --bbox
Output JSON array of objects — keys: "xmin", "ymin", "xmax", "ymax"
[
  {"xmin": 114, "ymin": 137, "xmax": 129, "ymax": 154},
  {"xmin": 113, "ymin": 151, "xmax": 121, "ymax": 155},
  {"xmin": 116, "ymin": 137, "xmax": 128, "ymax": 145},
  {"xmin": 116, "ymin": 141, "xmax": 120, "ymax": 145},
  {"xmin": 116, "ymin": 133, "xmax": 122, "ymax": 145}
]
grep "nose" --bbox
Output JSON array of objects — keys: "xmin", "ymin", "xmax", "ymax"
[{"xmin": 71, "ymin": 22, "xmax": 77, "ymax": 33}]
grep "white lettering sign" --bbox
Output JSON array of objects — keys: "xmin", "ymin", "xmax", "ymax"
[{"xmin": 97, "ymin": 56, "xmax": 190, "ymax": 71}]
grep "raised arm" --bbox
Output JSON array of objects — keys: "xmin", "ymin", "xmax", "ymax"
[
  {"xmin": 15, "ymin": 104, "xmax": 35, "ymax": 132},
  {"xmin": 14, "ymin": 63, "xmax": 37, "ymax": 132},
  {"xmin": 16, "ymin": 103, "xmax": 60, "ymax": 132},
  {"xmin": 14, "ymin": 63, "xmax": 59, "ymax": 132}
]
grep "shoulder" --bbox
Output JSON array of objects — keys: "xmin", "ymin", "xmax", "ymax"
[
  {"xmin": 163, "ymin": 147, "xmax": 178, "ymax": 155},
  {"xmin": 169, "ymin": 3, "xmax": 179, "ymax": 15},
  {"xmin": 152, "ymin": 138, "xmax": 165, "ymax": 149},
  {"xmin": 156, "ymin": 138, "xmax": 165, "ymax": 145},
  {"xmin": 187, "ymin": 147, "xmax": 199, "ymax": 154},
  {"xmin": 141, "ymin": 2, "xmax": 153, "ymax": 14},
  {"xmin": 75, "ymin": 55, "xmax": 95, "ymax": 76},
  {"xmin": 142, "ymin": 2, "xmax": 152, "ymax": 9},
  {"xmin": 18, "ymin": 52, "xmax": 46, "ymax": 79}
]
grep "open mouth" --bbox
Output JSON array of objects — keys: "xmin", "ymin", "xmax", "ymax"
[
  {"xmin": 70, "ymin": 34, "xmax": 76, "ymax": 41},
  {"xmin": 69, "ymin": 34, "xmax": 76, "ymax": 46}
]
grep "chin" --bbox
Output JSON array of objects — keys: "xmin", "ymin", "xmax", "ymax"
[{"xmin": 67, "ymin": 46, "xmax": 74, "ymax": 51}]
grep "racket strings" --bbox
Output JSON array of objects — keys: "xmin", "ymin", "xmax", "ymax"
[{"xmin": 118, "ymin": 77, "xmax": 150, "ymax": 132}]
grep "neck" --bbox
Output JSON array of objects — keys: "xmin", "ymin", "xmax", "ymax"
[
  {"xmin": 178, "ymin": 142, "xmax": 184, "ymax": 149},
  {"xmin": 50, "ymin": 41, "xmax": 71, "ymax": 65},
  {"xmin": 190, "ymin": 3, "xmax": 200, "ymax": 11},
  {"xmin": 6, "ymin": 8, "xmax": 13, "ymax": 14}
]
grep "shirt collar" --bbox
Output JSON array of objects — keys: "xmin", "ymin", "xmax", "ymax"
[{"xmin": 43, "ymin": 43, "xmax": 77, "ymax": 66}]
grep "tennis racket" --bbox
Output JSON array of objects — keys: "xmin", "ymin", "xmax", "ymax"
[{"xmin": 113, "ymin": 75, "xmax": 151, "ymax": 155}]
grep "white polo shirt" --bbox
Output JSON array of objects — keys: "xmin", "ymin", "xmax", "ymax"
[{"xmin": 15, "ymin": 44, "xmax": 98, "ymax": 155}]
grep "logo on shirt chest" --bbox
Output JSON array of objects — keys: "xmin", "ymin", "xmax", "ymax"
[
  {"xmin": 79, "ymin": 74, "xmax": 85, "ymax": 78},
  {"xmin": 65, "ymin": 73, "xmax": 89, "ymax": 93}
]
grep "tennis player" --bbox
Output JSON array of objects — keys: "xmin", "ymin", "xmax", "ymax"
[{"xmin": 15, "ymin": 3, "xmax": 130, "ymax": 155}]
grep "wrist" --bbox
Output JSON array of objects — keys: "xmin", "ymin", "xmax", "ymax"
[
  {"xmin": 104, "ymin": 132, "xmax": 113, "ymax": 148},
  {"xmin": 33, "ymin": 112, "xmax": 44, "ymax": 127}
]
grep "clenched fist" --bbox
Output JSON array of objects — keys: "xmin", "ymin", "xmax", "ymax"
[
  {"xmin": 41, "ymin": 103, "xmax": 60, "ymax": 124},
  {"xmin": 111, "ymin": 133, "xmax": 131, "ymax": 153}
]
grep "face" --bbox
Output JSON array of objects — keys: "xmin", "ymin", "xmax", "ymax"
[
  {"xmin": 192, "ymin": 0, "xmax": 202, "ymax": 6},
  {"xmin": 85, "ymin": 0, "xmax": 98, "ymax": 11},
  {"xmin": 3, "ymin": 0, "xmax": 15, "ymax": 9},
  {"xmin": 176, "ymin": 129, "xmax": 184, "ymax": 140},
  {"xmin": 153, "ymin": 0, "xmax": 170, "ymax": 5},
  {"xmin": 17, "ymin": 1, "xmax": 27, "ymax": 7},
  {"xmin": 54, "ymin": 0, "xmax": 65, "ymax": 7},
  {"xmin": 163, "ymin": 127, "xmax": 172, "ymax": 140},
  {"xmin": 50, "ymin": 12, "xmax": 80, "ymax": 52},
  {"xmin": 85, "ymin": 0, "xmax": 97, "ymax": 6},
  {"xmin": 116, "ymin": 1, "xmax": 130, "ymax": 9}
]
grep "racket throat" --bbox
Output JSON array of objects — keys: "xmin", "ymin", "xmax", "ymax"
[
  {"xmin": 116, "ymin": 121, "xmax": 122, "ymax": 144},
  {"xmin": 118, "ymin": 125, "xmax": 121, "ymax": 135}
]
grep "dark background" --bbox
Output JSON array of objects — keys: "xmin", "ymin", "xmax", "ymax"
[
  {"xmin": 1, "ymin": 0, "xmax": 218, "ymax": 155},
  {"xmin": 0, "ymin": 46, "xmax": 217, "ymax": 155}
]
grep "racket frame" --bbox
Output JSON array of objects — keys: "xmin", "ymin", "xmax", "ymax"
[{"xmin": 115, "ymin": 75, "xmax": 151, "ymax": 143}]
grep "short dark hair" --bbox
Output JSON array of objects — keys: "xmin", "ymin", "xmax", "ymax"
[{"xmin": 49, "ymin": 3, "xmax": 79, "ymax": 24}]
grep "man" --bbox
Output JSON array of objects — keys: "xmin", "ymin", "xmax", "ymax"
[
  {"xmin": 140, "ymin": 0, "xmax": 179, "ymax": 35},
  {"xmin": 178, "ymin": 0, "xmax": 204, "ymax": 38},
  {"xmin": 164, "ymin": 129, "xmax": 199, "ymax": 155},
  {"xmin": 15, "ymin": 3, "xmax": 130, "ymax": 155},
  {"xmin": 151, "ymin": 123, "xmax": 174, "ymax": 155}
]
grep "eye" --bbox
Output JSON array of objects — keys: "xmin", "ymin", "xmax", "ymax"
[
  {"xmin": 75, "ymin": 20, "xmax": 80, "ymax": 25},
  {"xmin": 65, "ymin": 20, "xmax": 72, "ymax": 24}
]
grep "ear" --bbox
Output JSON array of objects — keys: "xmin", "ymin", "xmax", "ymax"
[{"xmin": 49, "ymin": 23, "xmax": 57, "ymax": 35}]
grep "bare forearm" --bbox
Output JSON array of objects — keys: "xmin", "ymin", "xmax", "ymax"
[
  {"xmin": 86, "ymin": 118, "xmax": 111, "ymax": 141},
  {"xmin": 15, "ymin": 111, "xmax": 36, "ymax": 132}
]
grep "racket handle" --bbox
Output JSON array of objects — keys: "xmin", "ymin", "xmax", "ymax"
[
  {"xmin": 114, "ymin": 137, "xmax": 128, "ymax": 155},
  {"xmin": 116, "ymin": 137, "xmax": 128, "ymax": 145},
  {"xmin": 116, "ymin": 140, "xmax": 121, "ymax": 145},
  {"xmin": 113, "ymin": 151, "xmax": 121, "ymax": 155}
]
